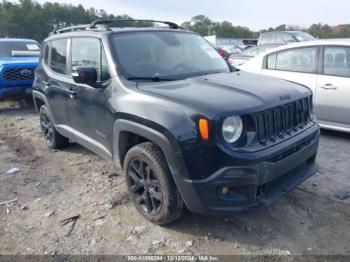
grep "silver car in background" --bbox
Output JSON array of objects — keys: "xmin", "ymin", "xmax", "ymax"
[{"xmin": 240, "ymin": 39, "xmax": 350, "ymax": 133}]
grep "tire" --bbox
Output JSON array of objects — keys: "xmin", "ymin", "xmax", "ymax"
[
  {"xmin": 124, "ymin": 142, "xmax": 184, "ymax": 225},
  {"xmin": 39, "ymin": 105, "xmax": 69, "ymax": 149}
]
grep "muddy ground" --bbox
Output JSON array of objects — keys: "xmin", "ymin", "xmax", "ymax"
[{"xmin": 0, "ymin": 100, "xmax": 349, "ymax": 256}]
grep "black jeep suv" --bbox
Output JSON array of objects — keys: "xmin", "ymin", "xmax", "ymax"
[{"xmin": 33, "ymin": 20, "xmax": 320, "ymax": 225}]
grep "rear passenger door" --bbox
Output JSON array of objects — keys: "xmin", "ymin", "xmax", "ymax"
[
  {"xmin": 315, "ymin": 46, "xmax": 350, "ymax": 127},
  {"xmin": 44, "ymin": 39, "xmax": 72, "ymax": 128},
  {"xmin": 67, "ymin": 37, "xmax": 113, "ymax": 158},
  {"xmin": 261, "ymin": 47, "xmax": 319, "ymax": 93}
]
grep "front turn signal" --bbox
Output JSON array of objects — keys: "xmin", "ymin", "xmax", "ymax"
[{"xmin": 199, "ymin": 118, "xmax": 209, "ymax": 141}]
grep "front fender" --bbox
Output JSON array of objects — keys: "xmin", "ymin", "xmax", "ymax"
[{"xmin": 112, "ymin": 119, "xmax": 206, "ymax": 212}]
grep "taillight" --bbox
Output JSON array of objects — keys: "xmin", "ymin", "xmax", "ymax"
[{"xmin": 219, "ymin": 49, "xmax": 225, "ymax": 57}]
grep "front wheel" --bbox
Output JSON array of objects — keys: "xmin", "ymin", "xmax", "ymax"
[
  {"xmin": 39, "ymin": 105, "xmax": 68, "ymax": 149},
  {"xmin": 124, "ymin": 142, "xmax": 184, "ymax": 225}
]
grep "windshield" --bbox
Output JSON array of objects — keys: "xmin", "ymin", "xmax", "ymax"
[
  {"xmin": 112, "ymin": 31, "xmax": 230, "ymax": 81},
  {"xmin": 0, "ymin": 41, "xmax": 40, "ymax": 57},
  {"xmin": 291, "ymin": 32, "xmax": 315, "ymax": 42}
]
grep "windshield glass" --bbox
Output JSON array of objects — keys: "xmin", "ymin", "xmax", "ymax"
[
  {"xmin": 0, "ymin": 41, "xmax": 40, "ymax": 57},
  {"xmin": 112, "ymin": 31, "xmax": 230, "ymax": 80},
  {"xmin": 291, "ymin": 32, "xmax": 315, "ymax": 42}
]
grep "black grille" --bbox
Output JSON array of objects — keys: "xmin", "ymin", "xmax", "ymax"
[
  {"xmin": 254, "ymin": 97, "xmax": 312, "ymax": 144},
  {"xmin": 2, "ymin": 67, "xmax": 35, "ymax": 82}
]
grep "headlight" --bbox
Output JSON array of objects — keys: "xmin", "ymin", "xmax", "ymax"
[{"xmin": 222, "ymin": 116, "xmax": 243, "ymax": 143}]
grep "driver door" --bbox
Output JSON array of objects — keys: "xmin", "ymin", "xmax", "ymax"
[{"xmin": 66, "ymin": 37, "xmax": 113, "ymax": 157}]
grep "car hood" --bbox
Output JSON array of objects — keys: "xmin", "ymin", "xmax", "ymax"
[
  {"xmin": 0, "ymin": 57, "xmax": 39, "ymax": 67},
  {"xmin": 137, "ymin": 71, "xmax": 311, "ymax": 116}
]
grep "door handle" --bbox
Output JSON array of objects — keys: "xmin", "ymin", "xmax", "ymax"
[
  {"xmin": 58, "ymin": 87, "xmax": 76, "ymax": 97},
  {"xmin": 42, "ymin": 81, "xmax": 51, "ymax": 88},
  {"xmin": 65, "ymin": 89, "xmax": 76, "ymax": 98},
  {"xmin": 65, "ymin": 89, "xmax": 76, "ymax": 95},
  {"xmin": 320, "ymin": 84, "xmax": 337, "ymax": 90}
]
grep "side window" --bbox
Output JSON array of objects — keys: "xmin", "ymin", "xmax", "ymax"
[
  {"xmin": 267, "ymin": 53, "xmax": 277, "ymax": 69},
  {"xmin": 71, "ymin": 37, "xmax": 110, "ymax": 82},
  {"xmin": 274, "ymin": 47, "xmax": 317, "ymax": 73},
  {"xmin": 50, "ymin": 39, "xmax": 68, "ymax": 74},
  {"xmin": 282, "ymin": 33, "xmax": 297, "ymax": 43},
  {"xmin": 274, "ymin": 33, "xmax": 285, "ymax": 45},
  {"xmin": 260, "ymin": 33, "xmax": 273, "ymax": 45},
  {"xmin": 324, "ymin": 46, "xmax": 350, "ymax": 78}
]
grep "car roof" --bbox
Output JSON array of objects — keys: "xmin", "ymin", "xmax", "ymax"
[
  {"xmin": 0, "ymin": 38, "xmax": 38, "ymax": 43},
  {"xmin": 261, "ymin": 31, "xmax": 304, "ymax": 35},
  {"xmin": 110, "ymin": 27, "xmax": 189, "ymax": 32},
  {"xmin": 258, "ymin": 39, "xmax": 350, "ymax": 55}
]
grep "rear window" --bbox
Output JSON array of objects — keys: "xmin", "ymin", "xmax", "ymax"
[
  {"xmin": 50, "ymin": 39, "xmax": 68, "ymax": 74},
  {"xmin": 0, "ymin": 41, "xmax": 40, "ymax": 57}
]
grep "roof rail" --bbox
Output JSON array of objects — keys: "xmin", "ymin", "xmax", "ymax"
[
  {"xmin": 50, "ymin": 19, "xmax": 184, "ymax": 36},
  {"xmin": 51, "ymin": 24, "xmax": 90, "ymax": 35},
  {"xmin": 90, "ymin": 19, "xmax": 183, "ymax": 30}
]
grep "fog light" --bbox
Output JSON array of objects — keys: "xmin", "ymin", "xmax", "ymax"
[{"xmin": 222, "ymin": 186, "xmax": 229, "ymax": 195}]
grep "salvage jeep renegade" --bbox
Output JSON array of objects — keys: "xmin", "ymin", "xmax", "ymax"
[{"xmin": 33, "ymin": 20, "xmax": 320, "ymax": 225}]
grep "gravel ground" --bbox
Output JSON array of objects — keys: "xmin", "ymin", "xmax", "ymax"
[{"xmin": 0, "ymin": 100, "xmax": 349, "ymax": 256}]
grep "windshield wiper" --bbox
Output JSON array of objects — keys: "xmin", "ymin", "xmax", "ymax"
[{"xmin": 127, "ymin": 76, "xmax": 176, "ymax": 82}]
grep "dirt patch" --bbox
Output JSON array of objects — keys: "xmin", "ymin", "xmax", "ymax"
[{"xmin": 0, "ymin": 100, "xmax": 349, "ymax": 255}]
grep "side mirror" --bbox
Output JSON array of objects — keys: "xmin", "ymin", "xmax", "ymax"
[{"xmin": 72, "ymin": 67, "xmax": 98, "ymax": 87}]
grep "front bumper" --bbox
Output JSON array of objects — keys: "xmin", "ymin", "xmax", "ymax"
[
  {"xmin": 177, "ymin": 124, "xmax": 319, "ymax": 215},
  {"xmin": 0, "ymin": 85, "xmax": 33, "ymax": 99}
]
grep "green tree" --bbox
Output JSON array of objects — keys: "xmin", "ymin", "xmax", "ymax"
[
  {"xmin": 333, "ymin": 25, "xmax": 350, "ymax": 38},
  {"xmin": 185, "ymin": 15, "xmax": 213, "ymax": 36},
  {"xmin": 2, "ymin": 2, "xmax": 350, "ymax": 43},
  {"xmin": 308, "ymin": 23, "xmax": 333, "ymax": 38}
]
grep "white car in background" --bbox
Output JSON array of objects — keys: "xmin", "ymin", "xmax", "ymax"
[{"xmin": 240, "ymin": 39, "xmax": 350, "ymax": 133}]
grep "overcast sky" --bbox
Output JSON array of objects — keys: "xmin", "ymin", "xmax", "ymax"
[{"xmin": 36, "ymin": 0, "xmax": 349, "ymax": 30}]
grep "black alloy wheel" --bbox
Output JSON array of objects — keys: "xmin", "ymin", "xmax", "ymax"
[
  {"xmin": 39, "ymin": 105, "xmax": 68, "ymax": 149},
  {"xmin": 40, "ymin": 107, "xmax": 54, "ymax": 144},
  {"xmin": 127, "ymin": 158, "xmax": 163, "ymax": 214},
  {"xmin": 124, "ymin": 142, "xmax": 184, "ymax": 225}
]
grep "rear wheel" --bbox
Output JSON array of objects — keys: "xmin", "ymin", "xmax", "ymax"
[
  {"xmin": 124, "ymin": 142, "xmax": 183, "ymax": 225},
  {"xmin": 39, "ymin": 105, "xmax": 68, "ymax": 149}
]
